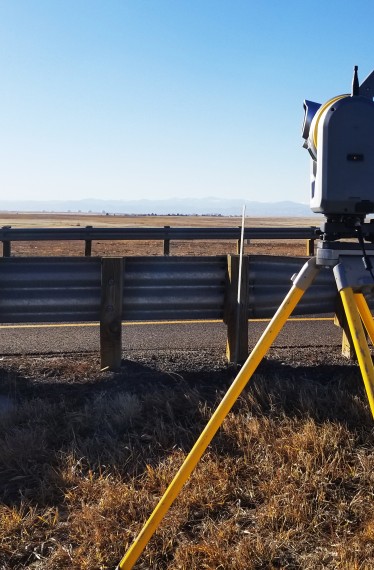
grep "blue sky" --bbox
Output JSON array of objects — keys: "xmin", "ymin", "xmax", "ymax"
[{"xmin": 1, "ymin": 0, "xmax": 373, "ymax": 204}]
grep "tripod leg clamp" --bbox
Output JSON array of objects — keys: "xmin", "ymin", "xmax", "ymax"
[
  {"xmin": 333, "ymin": 257, "xmax": 374, "ymax": 293},
  {"xmin": 291, "ymin": 257, "xmax": 320, "ymax": 291}
]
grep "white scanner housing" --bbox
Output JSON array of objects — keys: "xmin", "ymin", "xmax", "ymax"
[{"xmin": 302, "ymin": 68, "xmax": 374, "ymax": 217}]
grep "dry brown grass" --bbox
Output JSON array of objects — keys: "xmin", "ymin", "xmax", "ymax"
[
  {"xmin": 1, "ymin": 214, "xmax": 372, "ymax": 568},
  {"xmin": 0, "ymin": 350, "xmax": 373, "ymax": 569}
]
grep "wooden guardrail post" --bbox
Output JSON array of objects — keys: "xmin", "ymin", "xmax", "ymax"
[
  {"xmin": 224, "ymin": 254, "xmax": 249, "ymax": 364},
  {"xmin": 2, "ymin": 226, "xmax": 11, "ymax": 257},
  {"xmin": 306, "ymin": 238, "xmax": 315, "ymax": 256},
  {"xmin": 100, "ymin": 257, "xmax": 124, "ymax": 370},
  {"xmin": 163, "ymin": 226, "xmax": 170, "ymax": 255},
  {"xmin": 85, "ymin": 226, "xmax": 93, "ymax": 256},
  {"xmin": 334, "ymin": 295, "xmax": 361, "ymax": 360}
]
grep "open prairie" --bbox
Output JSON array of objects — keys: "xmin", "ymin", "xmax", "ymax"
[{"xmin": 0, "ymin": 212, "xmax": 323, "ymax": 257}]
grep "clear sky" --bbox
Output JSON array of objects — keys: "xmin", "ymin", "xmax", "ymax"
[{"xmin": 1, "ymin": 0, "xmax": 373, "ymax": 204}]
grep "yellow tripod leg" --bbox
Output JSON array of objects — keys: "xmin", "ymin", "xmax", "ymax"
[
  {"xmin": 116, "ymin": 258, "xmax": 319, "ymax": 570},
  {"xmin": 354, "ymin": 292, "xmax": 374, "ymax": 345},
  {"xmin": 340, "ymin": 288, "xmax": 374, "ymax": 419}
]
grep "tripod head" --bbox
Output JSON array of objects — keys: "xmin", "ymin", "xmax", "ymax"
[
  {"xmin": 317, "ymin": 216, "xmax": 374, "ymax": 243},
  {"xmin": 302, "ymin": 66, "xmax": 374, "ymax": 241}
]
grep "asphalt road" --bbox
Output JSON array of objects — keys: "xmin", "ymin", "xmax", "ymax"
[{"xmin": 0, "ymin": 317, "xmax": 341, "ymax": 356}]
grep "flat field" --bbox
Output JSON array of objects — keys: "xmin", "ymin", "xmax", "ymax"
[
  {"xmin": 0, "ymin": 212, "xmax": 323, "ymax": 257},
  {"xmin": 1, "ymin": 212, "xmax": 373, "ymax": 569}
]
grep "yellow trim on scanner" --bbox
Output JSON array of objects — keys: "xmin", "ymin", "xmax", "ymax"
[{"xmin": 312, "ymin": 94, "xmax": 348, "ymax": 150}]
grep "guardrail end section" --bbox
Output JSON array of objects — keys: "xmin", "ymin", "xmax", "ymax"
[{"xmin": 100, "ymin": 257, "xmax": 124, "ymax": 371}]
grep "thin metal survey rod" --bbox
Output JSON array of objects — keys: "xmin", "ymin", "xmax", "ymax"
[
  {"xmin": 116, "ymin": 258, "xmax": 318, "ymax": 570},
  {"xmin": 234, "ymin": 204, "xmax": 246, "ymax": 365}
]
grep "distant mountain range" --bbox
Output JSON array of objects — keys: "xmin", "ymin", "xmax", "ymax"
[{"xmin": 0, "ymin": 198, "xmax": 312, "ymax": 217}]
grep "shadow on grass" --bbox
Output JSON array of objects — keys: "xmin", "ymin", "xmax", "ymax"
[{"xmin": 0, "ymin": 353, "xmax": 372, "ymax": 509}]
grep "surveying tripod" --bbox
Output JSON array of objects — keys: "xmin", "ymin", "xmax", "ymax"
[
  {"xmin": 287, "ymin": 240, "xmax": 374, "ymax": 418},
  {"xmin": 116, "ymin": 238, "xmax": 374, "ymax": 570}
]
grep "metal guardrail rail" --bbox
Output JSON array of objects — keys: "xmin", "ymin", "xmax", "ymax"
[
  {"xmin": 248, "ymin": 256, "xmax": 337, "ymax": 317},
  {"xmin": 0, "ymin": 256, "xmax": 228, "ymax": 323},
  {"xmin": 0, "ymin": 226, "xmax": 318, "ymax": 242},
  {"xmin": 123, "ymin": 257, "xmax": 227, "ymax": 321},
  {"xmin": 0, "ymin": 255, "xmax": 338, "ymax": 324},
  {"xmin": 0, "ymin": 257, "xmax": 101, "ymax": 322},
  {"xmin": 0, "ymin": 253, "xmax": 348, "ymax": 368}
]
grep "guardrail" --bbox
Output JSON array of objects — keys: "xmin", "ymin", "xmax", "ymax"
[
  {"xmin": 0, "ymin": 254, "xmax": 338, "ymax": 369},
  {"xmin": 0, "ymin": 225, "xmax": 319, "ymax": 257}
]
